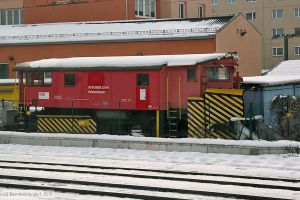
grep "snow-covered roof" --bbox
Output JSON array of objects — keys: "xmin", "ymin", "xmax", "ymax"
[
  {"xmin": 243, "ymin": 60, "xmax": 300, "ymax": 85},
  {"xmin": 267, "ymin": 60, "xmax": 300, "ymax": 76},
  {"xmin": 0, "ymin": 79, "xmax": 18, "ymax": 85},
  {"xmin": 0, "ymin": 17, "xmax": 232, "ymax": 45},
  {"xmin": 14, "ymin": 53, "xmax": 228, "ymax": 71}
]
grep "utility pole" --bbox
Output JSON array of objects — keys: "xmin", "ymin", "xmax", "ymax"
[{"xmin": 272, "ymin": 34, "xmax": 295, "ymax": 61}]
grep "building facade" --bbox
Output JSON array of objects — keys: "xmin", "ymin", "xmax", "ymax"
[
  {"xmin": 0, "ymin": 0, "xmax": 23, "ymax": 25},
  {"xmin": 0, "ymin": 0, "xmax": 23, "ymax": 79},
  {"xmin": 21, "ymin": 0, "xmax": 212, "ymax": 24},
  {"xmin": 211, "ymin": 0, "xmax": 300, "ymax": 72},
  {"xmin": 23, "ymin": 0, "xmax": 161, "ymax": 24},
  {"xmin": 160, "ymin": 0, "xmax": 211, "ymax": 18}
]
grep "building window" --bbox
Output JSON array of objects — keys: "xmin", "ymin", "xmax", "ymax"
[
  {"xmin": 187, "ymin": 66, "xmax": 197, "ymax": 81},
  {"xmin": 137, "ymin": 73, "xmax": 149, "ymax": 87},
  {"xmin": 206, "ymin": 67, "xmax": 230, "ymax": 81},
  {"xmin": 179, "ymin": 2, "xmax": 185, "ymax": 18},
  {"xmin": 0, "ymin": 64, "xmax": 9, "ymax": 79},
  {"xmin": 197, "ymin": 4, "xmax": 204, "ymax": 18},
  {"xmin": 64, "ymin": 74, "xmax": 75, "ymax": 87},
  {"xmin": 0, "ymin": 9, "xmax": 22, "ymax": 25},
  {"xmin": 295, "ymin": 28, "xmax": 300, "ymax": 36},
  {"xmin": 272, "ymin": 28, "xmax": 284, "ymax": 37},
  {"xmin": 212, "ymin": 0, "xmax": 219, "ymax": 5},
  {"xmin": 294, "ymin": 8, "xmax": 300, "ymax": 17},
  {"xmin": 245, "ymin": 12, "xmax": 256, "ymax": 20},
  {"xmin": 227, "ymin": 0, "xmax": 236, "ymax": 4},
  {"xmin": 295, "ymin": 46, "xmax": 300, "ymax": 55},
  {"xmin": 272, "ymin": 9, "xmax": 284, "ymax": 19},
  {"xmin": 135, "ymin": 0, "xmax": 156, "ymax": 18},
  {"xmin": 272, "ymin": 47, "xmax": 284, "ymax": 56},
  {"xmin": 245, "ymin": 0, "xmax": 256, "ymax": 2},
  {"xmin": 228, "ymin": 13, "xmax": 235, "ymax": 17}
]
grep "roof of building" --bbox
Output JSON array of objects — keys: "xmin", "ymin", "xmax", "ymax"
[
  {"xmin": 0, "ymin": 16, "xmax": 233, "ymax": 45},
  {"xmin": 243, "ymin": 60, "xmax": 300, "ymax": 85},
  {"xmin": 14, "ymin": 53, "xmax": 230, "ymax": 71}
]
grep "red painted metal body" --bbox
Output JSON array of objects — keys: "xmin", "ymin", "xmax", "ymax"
[{"xmin": 23, "ymin": 58, "xmax": 237, "ymax": 111}]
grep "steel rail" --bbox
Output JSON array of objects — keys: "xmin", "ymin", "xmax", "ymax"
[
  {"xmin": 0, "ymin": 174, "xmax": 291, "ymax": 200},
  {"xmin": 0, "ymin": 164, "xmax": 298, "ymax": 192},
  {"xmin": 0, "ymin": 159, "xmax": 297, "ymax": 183}
]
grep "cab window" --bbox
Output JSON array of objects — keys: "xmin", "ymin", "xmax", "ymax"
[
  {"xmin": 206, "ymin": 67, "xmax": 230, "ymax": 81},
  {"xmin": 64, "ymin": 74, "xmax": 76, "ymax": 87},
  {"xmin": 26, "ymin": 71, "xmax": 52, "ymax": 86},
  {"xmin": 137, "ymin": 73, "xmax": 149, "ymax": 87}
]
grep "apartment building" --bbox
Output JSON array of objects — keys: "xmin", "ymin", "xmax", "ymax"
[{"xmin": 211, "ymin": 0, "xmax": 300, "ymax": 72}]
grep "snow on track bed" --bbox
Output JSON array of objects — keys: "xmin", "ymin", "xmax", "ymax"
[
  {"xmin": 0, "ymin": 144, "xmax": 299, "ymax": 199},
  {"xmin": 0, "ymin": 188, "xmax": 131, "ymax": 200},
  {"xmin": 0, "ymin": 161, "xmax": 298, "ymax": 199},
  {"xmin": 0, "ymin": 160, "xmax": 298, "ymax": 190}
]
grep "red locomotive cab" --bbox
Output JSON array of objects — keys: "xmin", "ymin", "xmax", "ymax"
[{"xmin": 14, "ymin": 53, "xmax": 242, "ymax": 137}]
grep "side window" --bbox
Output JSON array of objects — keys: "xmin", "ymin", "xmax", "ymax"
[
  {"xmin": 44, "ymin": 72, "xmax": 52, "ymax": 86},
  {"xmin": 64, "ymin": 74, "xmax": 75, "ymax": 87},
  {"xmin": 206, "ymin": 67, "xmax": 230, "ymax": 81},
  {"xmin": 137, "ymin": 73, "xmax": 149, "ymax": 87},
  {"xmin": 187, "ymin": 66, "xmax": 197, "ymax": 81}
]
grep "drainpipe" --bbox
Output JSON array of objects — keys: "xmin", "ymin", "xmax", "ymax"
[
  {"xmin": 284, "ymin": 35, "xmax": 288, "ymax": 61},
  {"xmin": 125, "ymin": 0, "xmax": 128, "ymax": 20}
]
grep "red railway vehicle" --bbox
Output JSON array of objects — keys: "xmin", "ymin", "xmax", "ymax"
[{"xmin": 14, "ymin": 53, "xmax": 241, "ymax": 137}]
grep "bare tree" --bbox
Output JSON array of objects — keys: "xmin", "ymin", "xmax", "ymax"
[{"xmin": 270, "ymin": 95, "xmax": 300, "ymax": 141}]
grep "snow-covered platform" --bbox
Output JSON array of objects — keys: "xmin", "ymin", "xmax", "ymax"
[{"xmin": 0, "ymin": 131, "xmax": 299, "ymax": 155}]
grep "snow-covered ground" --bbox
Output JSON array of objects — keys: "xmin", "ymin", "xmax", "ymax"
[{"xmin": 0, "ymin": 142, "xmax": 299, "ymax": 199}]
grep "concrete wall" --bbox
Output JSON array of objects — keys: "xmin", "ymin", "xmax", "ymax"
[
  {"xmin": 0, "ymin": 132, "xmax": 292, "ymax": 155},
  {"xmin": 216, "ymin": 15, "xmax": 262, "ymax": 76}
]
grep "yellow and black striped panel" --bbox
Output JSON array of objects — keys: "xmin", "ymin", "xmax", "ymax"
[
  {"xmin": 37, "ymin": 115, "xmax": 97, "ymax": 134},
  {"xmin": 187, "ymin": 97, "xmax": 206, "ymax": 138},
  {"xmin": 205, "ymin": 88, "xmax": 244, "ymax": 140}
]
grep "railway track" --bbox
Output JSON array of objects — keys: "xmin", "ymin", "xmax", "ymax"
[{"xmin": 0, "ymin": 159, "xmax": 298, "ymax": 200}]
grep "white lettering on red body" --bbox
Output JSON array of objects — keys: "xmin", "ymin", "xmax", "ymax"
[{"xmin": 87, "ymin": 85, "xmax": 110, "ymax": 94}]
